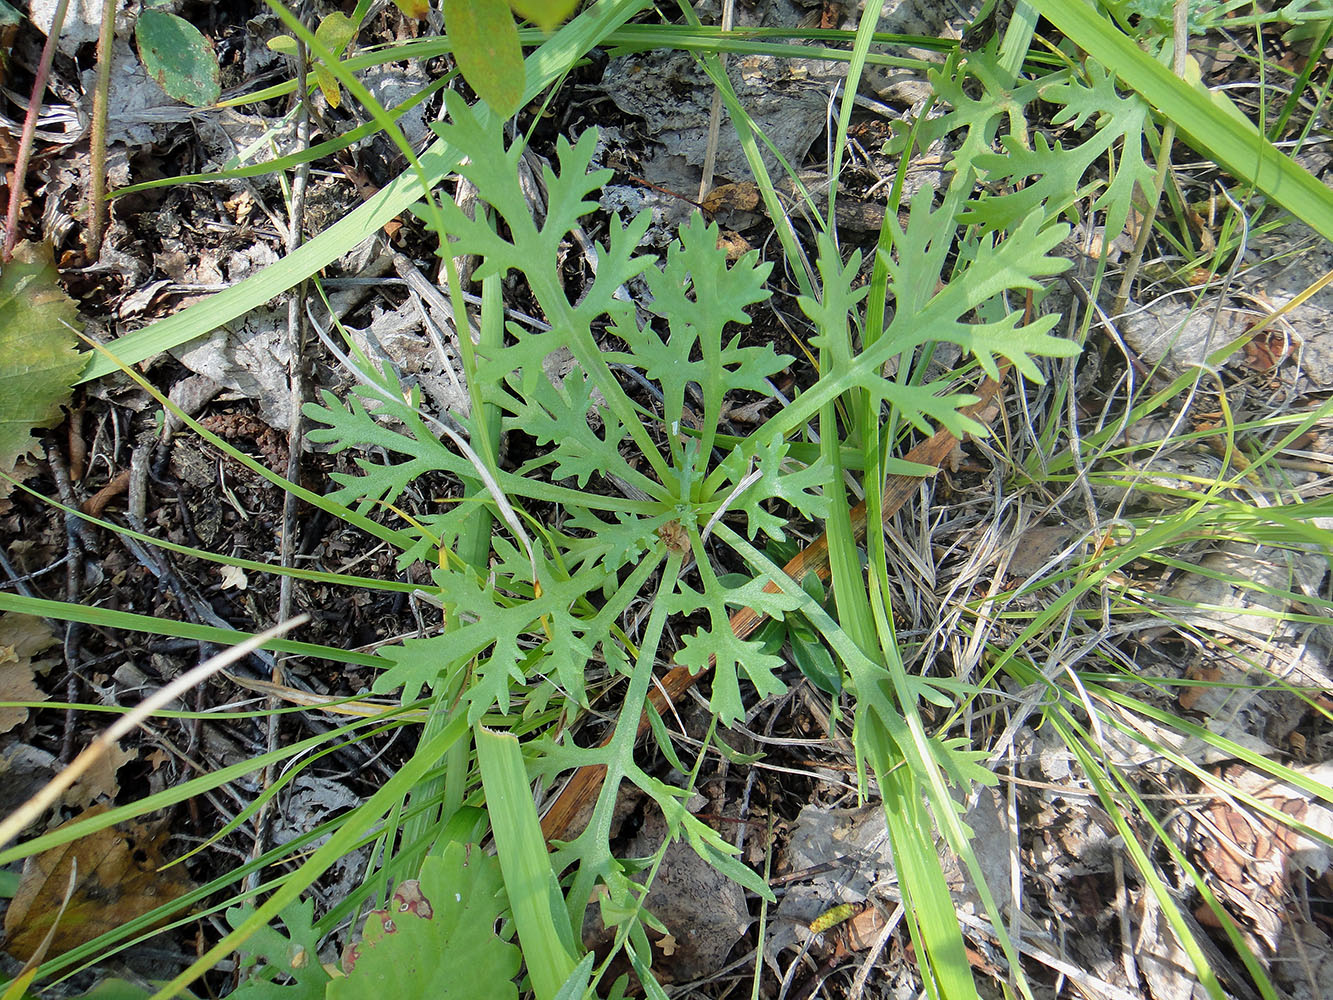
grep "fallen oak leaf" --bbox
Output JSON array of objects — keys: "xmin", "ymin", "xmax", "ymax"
[{"xmin": 1193, "ymin": 761, "xmax": 1333, "ymax": 953}]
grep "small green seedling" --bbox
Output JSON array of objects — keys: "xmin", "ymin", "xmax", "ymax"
[{"xmin": 269, "ymin": 12, "xmax": 358, "ymax": 108}]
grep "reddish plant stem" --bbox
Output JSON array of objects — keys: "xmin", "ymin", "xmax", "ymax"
[{"xmin": 2, "ymin": 0, "xmax": 70, "ymax": 260}]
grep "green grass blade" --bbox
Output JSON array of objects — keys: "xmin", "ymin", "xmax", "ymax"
[
  {"xmin": 221, "ymin": 26, "xmax": 948, "ymax": 110},
  {"xmin": 149, "ymin": 714, "xmax": 469, "ymax": 999},
  {"xmin": 1060, "ymin": 724, "xmax": 1230, "ymax": 1000},
  {"xmin": 116, "ymin": 74, "xmax": 453, "ymax": 195},
  {"xmin": 477, "ymin": 725, "xmax": 580, "ymax": 1000},
  {"xmin": 0, "ymin": 592, "xmax": 385, "ymax": 667},
  {"xmin": 0, "ymin": 716, "xmax": 410, "ymax": 864},
  {"xmin": 870, "ymin": 734, "xmax": 978, "ymax": 1000},
  {"xmin": 826, "ymin": 0, "xmax": 887, "ymax": 233},
  {"xmin": 6, "ymin": 477, "xmax": 424, "ymax": 594}
]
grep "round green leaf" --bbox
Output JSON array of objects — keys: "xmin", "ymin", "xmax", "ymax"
[
  {"xmin": 443, "ymin": 0, "xmax": 524, "ymax": 118},
  {"xmin": 328, "ymin": 843, "xmax": 519, "ymax": 999},
  {"xmin": 135, "ymin": 11, "xmax": 221, "ymax": 107}
]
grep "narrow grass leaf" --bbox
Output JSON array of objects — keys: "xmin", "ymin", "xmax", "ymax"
[
  {"xmin": 79, "ymin": 0, "xmax": 651, "ymax": 382},
  {"xmin": 551, "ymin": 952, "xmax": 597, "ymax": 1000},
  {"xmin": 150, "ymin": 715, "xmax": 469, "ymax": 999},
  {"xmin": 0, "ymin": 593, "xmax": 384, "ymax": 668},
  {"xmin": 477, "ymin": 725, "xmax": 579, "ymax": 1000},
  {"xmin": 1061, "ymin": 724, "xmax": 1229, "ymax": 1000}
]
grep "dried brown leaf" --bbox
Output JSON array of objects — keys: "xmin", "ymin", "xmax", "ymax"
[
  {"xmin": 63, "ymin": 739, "xmax": 134, "ymax": 808},
  {"xmin": 0, "ymin": 613, "xmax": 57, "ymax": 734},
  {"xmin": 714, "ymin": 229, "xmax": 753, "ymax": 264},
  {"xmin": 701, "ymin": 181, "xmax": 759, "ymax": 215},
  {"xmin": 1195, "ymin": 762, "xmax": 1333, "ymax": 951},
  {"xmin": 2, "ymin": 805, "xmax": 195, "ymax": 961}
]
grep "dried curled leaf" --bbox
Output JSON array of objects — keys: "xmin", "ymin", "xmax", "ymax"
[
  {"xmin": 701, "ymin": 181, "xmax": 760, "ymax": 215},
  {"xmin": 0, "ymin": 612, "xmax": 56, "ymax": 735}
]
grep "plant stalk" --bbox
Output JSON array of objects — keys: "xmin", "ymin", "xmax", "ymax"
[
  {"xmin": 86, "ymin": 0, "xmax": 117, "ymax": 258},
  {"xmin": 2, "ymin": 0, "xmax": 70, "ymax": 259}
]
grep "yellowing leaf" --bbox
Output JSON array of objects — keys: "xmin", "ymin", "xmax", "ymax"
[
  {"xmin": 443, "ymin": 0, "xmax": 524, "ymax": 118},
  {"xmin": 507, "ymin": 0, "xmax": 579, "ymax": 33},
  {"xmin": 389, "ymin": 0, "xmax": 431, "ymax": 18},
  {"xmin": 310, "ymin": 12, "xmax": 357, "ymax": 110},
  {"xmin": 314, "ymin": 64, "xmax": 341, "ymax": 108},
  {"xmin": 315, "ymin": 11, "xmax": 357, "ymax": 56},
  {"xmin": 0, "ymin": 242, "xmax": 84, "ymax": 475}
]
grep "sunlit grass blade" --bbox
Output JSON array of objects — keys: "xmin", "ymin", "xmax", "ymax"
[
  {"xmin": 3, "ymin": 474, "xmax": 424, "ymax": 594},
  {"xmin": 148, "ymin": 713, "xmax": 469, "ymax": 999},
  {"xmin": 1093, "ymin": 684, "xmax": 1333, "ymax": 811},
  {"xmin": 0, "ymin": 713, "xmax": 412, "ymax": 868},
  {"xmin": 1057, "ymin": 719, "xmax": 1233, "ymax": 1000},
  {"xmin": 221, "ymin": 24, "xmax": 953, "ymax": 110},
  {"xmin": 117, "ymin": 74, "xmax": 452, "ymax": 194},
  {"xmin": 868, "ymin": 732, "xmax": 980, "ymax": 1000},
  {"xmin": 477, "ymin": 726, "xmax": 579, "ymax": 1000}
]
